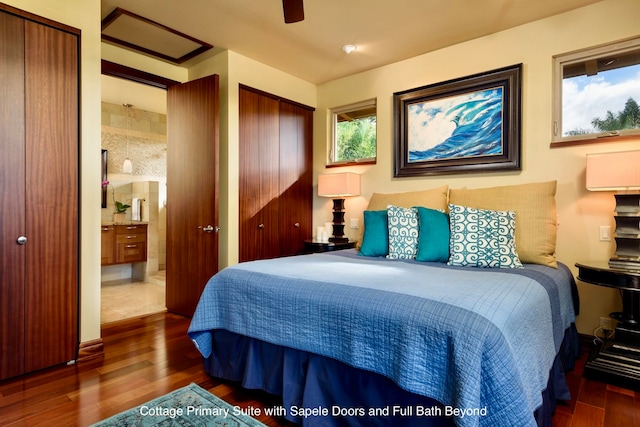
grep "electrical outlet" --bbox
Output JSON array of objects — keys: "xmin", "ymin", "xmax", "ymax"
[
  {"xmin": 350, "ymin": 218, "xmax": 359, "ymax": 229},
  {"xmin": 600, "ymin": 316, "xmax": 614, "ymax": 331}
]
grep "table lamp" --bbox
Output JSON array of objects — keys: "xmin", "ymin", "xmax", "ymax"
[
  {"xmin": 586, "ymin": 150, "xmax": 640, "ymax": 269},
  {"xmin": 318, "ymin": 172, "xmax": 360, "ymax": 243}
]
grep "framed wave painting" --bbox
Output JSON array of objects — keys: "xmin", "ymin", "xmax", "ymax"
[{"xmin": 394, "ymin": 64, "xmax": 521, "ymax": 177}]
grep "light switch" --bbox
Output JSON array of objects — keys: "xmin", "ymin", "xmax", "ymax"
[
  {"xmin": 350, "ymin": 218, "xmax": 359, "ymax": 229},
  {"xmin": 599, "ymin": 225, "xmax": 611, "ymax": 241}
]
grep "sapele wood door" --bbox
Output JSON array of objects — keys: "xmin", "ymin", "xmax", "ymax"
[
  {"xmin": 278, "ymin": 101, "xmax": 313, "ymax": 256},
  {"xmin": 239, "ymin": 87, "xmax": 280, "ymax": 261},
  {"xmin": 0, "ymin": 7, "xmax": 79, "ymax": 380},
  {"xmin": 166, "ymin": 74, "xmax": 219, "ymax": 317},
  {"xmin": 0, "ymin": 10, "xmax": 27, "ymax": 381},
  {"xmin": 238, "ymin": 86, "xmax": 313, "ymax": 262}
]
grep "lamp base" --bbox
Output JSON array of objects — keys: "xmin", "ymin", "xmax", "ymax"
[
  {"xmin": 611, "ymin": 193, "xmax": 640, "ymax": 272},
  {"xmin": 329, "ymin": 198, "xmax": 348, "ymax": 243},
  {"xmin": 609, "ymin": 257, "xmax": 640, "ymax": 272}
]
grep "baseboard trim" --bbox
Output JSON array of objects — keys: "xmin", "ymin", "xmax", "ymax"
[{"xmin": 77, "ymin": 338, "xmax": 104, "ymax": 362}]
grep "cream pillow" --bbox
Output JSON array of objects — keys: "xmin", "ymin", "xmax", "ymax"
[
  {"xmin": 449, "ymin": 181, "xmax": 558, "ymax": 268},
  {"xmin": 357, "ymin": 185, "xmax": 449, "ymax": 249}
]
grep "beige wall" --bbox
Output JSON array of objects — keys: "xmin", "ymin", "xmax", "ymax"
[{"xmin": 314, "ymin": 0, "xmax": 640, "ymax": 334}]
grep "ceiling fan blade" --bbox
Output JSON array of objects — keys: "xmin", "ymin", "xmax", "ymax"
[{"xmin": 282, "ymin": 0, "xmax": 304, "ymax": 23}]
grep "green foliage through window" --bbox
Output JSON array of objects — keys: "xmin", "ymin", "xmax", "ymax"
[
  {"xmin": 591, "ymin": 97, "xmax": 640, "ymax": 131},
  {"xmin": 566, "ymin": 97, "xmax": 640, "ymax": 136},
  {"xmin": 336, "ymin": 116, "xmax": 376, "ymax": 161},
  {"xmin": 330, "ymin": 99, "xmax": 377, "ymax": 165}
]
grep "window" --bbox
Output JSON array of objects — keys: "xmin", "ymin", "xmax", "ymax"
[
  {"xmin": 329, "ymin": 99, "xmax": 376, "ymax": 165},
  {"xmin": 552, "ymin": 37, "xmax": 640, "ymax": 145}
]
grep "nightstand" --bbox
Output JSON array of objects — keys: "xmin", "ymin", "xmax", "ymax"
[
  {"xmin": 576, "ymin": 261, "xmax": 640, "ymax": 390},
  {"xmin": 304, "ymin": 240, "xmax": 356, "ymax": 254}
]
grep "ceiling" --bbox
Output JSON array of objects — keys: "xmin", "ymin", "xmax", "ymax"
[{"xmin": 101, "ymin": 0, "xmax": 602, "ymax": 85}]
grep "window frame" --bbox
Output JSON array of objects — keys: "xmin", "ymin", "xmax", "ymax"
[
  {"xmin": 327, "ymin": 98, "xmax": 377, "ymax": 167},
  {"xmin": 551, "ymin": 36, "xmax": 640, "ymax": 147}
]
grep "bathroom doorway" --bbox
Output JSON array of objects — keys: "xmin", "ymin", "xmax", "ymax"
[{"xmin": 100, "ymin": 73, "xmax": 167, "ymax": 324}]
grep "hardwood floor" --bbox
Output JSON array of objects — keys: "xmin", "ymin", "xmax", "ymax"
[
  {"xmin": 0, "ymin": 312, "xmax": 637, "ymax": 426},
  {"xmin": 0, "ymin": 312, "xmax": 293, "ymax": 427},
  {"xmin": 553, "ymin": 341, "xmax": 640, "ymax": 427}
]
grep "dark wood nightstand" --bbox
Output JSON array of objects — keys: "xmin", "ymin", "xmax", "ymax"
[
  {"xmin": 304, "ymin": 240, "xmax": 356, "ymax": 254},
  {"xmin": 576, "ymin": 261, "xmax": 640, "ymax": 390}
]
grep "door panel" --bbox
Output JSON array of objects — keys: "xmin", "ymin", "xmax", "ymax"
[
  {"xmin": 279, "ymin": 101, "xmax": 313, "ymax": 256},
  {"xmin": 238, "ymin": 87, "xmax": 280, "ymax": 262},
  {"xmin": 24, "ymin": 20, "xmax": 79, "ymax": 373},
  {"xmin": 166, "ymin": 74, "xmax": 219, "ymax": 317},
  {"xmin": 0, "ymin": 11, "xmax": 26, "ymax": 380}
]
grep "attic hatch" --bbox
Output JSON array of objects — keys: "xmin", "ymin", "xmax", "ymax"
[{"xmin": 101, "ymin": 7, "xmax": 213, "ymax": 64}]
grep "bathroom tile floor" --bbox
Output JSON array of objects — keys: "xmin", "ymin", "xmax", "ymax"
[{"xmin": 100, "ymin": 270, "xmax": 166, "ymax": 324}]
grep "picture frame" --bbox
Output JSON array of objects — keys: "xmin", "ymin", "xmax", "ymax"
[
  {"xmin": 101, "ymin": 149, "xmax": 108, "ymax": 208},
  {"xmin": 393, "ymin": 64, "xmax": 522, "ymax": 177}
]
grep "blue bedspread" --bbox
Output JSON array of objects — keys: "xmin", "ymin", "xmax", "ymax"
[{"xmin": 188, "ymin": 250, "xmax": 576, "ymax": 427}]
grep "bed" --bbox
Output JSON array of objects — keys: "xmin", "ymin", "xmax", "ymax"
[{"xmin": 188, "ymin": 181, "xmax": 581, "ymax": 427}]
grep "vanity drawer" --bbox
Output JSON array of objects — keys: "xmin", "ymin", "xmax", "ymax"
[
  {"xmin": 116, "ymin": 241, "xmax": 147, "ymax": 264},
  {"xmin": 116, "ymin": 224, "xmax": 147, "ymax": 234},
  {"xmin": 116, "ymin": 232, "xmax": 146, "ymax": 244}
]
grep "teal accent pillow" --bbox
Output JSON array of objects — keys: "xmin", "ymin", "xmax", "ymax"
[
  {"xmin": 359, "ymin": 210, "xmax": 389, "ymax": 257},
  {"xmin": 387, "ymin": 205, "xmax": 419, "ymax": 260},
  {"xmin": 448, "ymin": 204, "xmax": 523, "ymax": 268},
  {"xmin": 415, "ymin": 207, "xmax": 450, "ymax": 262}
]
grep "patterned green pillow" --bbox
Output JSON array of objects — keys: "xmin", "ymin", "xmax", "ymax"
[
  {"xmin": 448, "ymin": 204, "xmax": 523, "ymax": 268},
  {"xmin": 387, "ymin": 205, "xmax": 419, "ymax": 260}
]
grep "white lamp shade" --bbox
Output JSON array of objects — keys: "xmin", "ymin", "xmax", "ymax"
[
  {"xmin": 122, "ymin": 158, "xmax": 133, "ymax": 174},
  {"xmin": 318, "ymin": 172, "xmax": 360, "ymax": 197},
  {"xmin": 586, "ymin": 150, "xmax": 640, "ymax": 191}
]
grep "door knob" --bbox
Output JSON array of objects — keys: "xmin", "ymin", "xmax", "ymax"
[
  {"xmin": 258, "ymin": 224, "xmax": 264, "ymax": 229},
  {"xmin": 202, "ymin": 225, "xmax": 214, "ymax": 233},
  {"xmin": 17, "ymin": 236, "xmax": 27, "ymax": 245},
  {"xmin": 294, "ymin": 222, "xmax": 300, "ymax": 228}
]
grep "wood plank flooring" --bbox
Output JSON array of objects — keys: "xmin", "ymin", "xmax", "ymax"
[
  {"xmin": 0, "ymin": 312, "xmax": 637, "ymax": 426},
  {"xmin": 552, "ymin": 339, "xmax": 640, "ymax": 427},
  {"xmin": 0, "ymin": 312, "xmax": 293, "ymax": 426}
]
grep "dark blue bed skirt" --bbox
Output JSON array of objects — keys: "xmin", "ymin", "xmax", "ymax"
[{"xmin": 204, "ymin": 325, "xmax": 580, "ymax": 426}]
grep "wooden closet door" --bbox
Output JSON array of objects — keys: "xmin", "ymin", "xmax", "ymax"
[
  {"xmin": 0, "ymin": 10, "xmax": 27, "ymax": 380},
  {"xmin": 23, "ymin": 20, "xmax": 79, "ymax": 373},
  {"xmin": 239, "ymin": 86, "xmax": 280, "ymax": 262},
  {"xmin": 278, "ymin": 101, "xmax": 313, "ymax": 256},
  {"xmin": 0, "ymin": 8, "xmax": 78, "ymax": 379}
]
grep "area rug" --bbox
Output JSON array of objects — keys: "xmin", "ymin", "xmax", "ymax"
[{"xmin": 91, "ymin": 383, "xmax": 266, "ymax": 426}]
